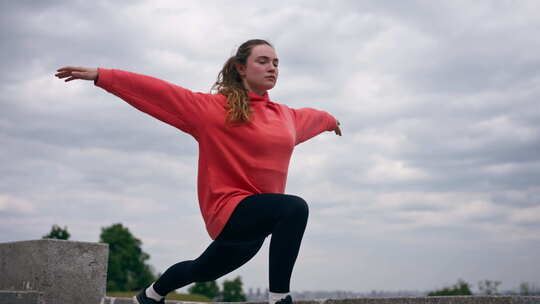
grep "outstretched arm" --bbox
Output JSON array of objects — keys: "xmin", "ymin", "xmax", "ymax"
[
  {"xmin": 290, "ymin": 107, "xmax": 341, "ymax": 145},
  {"xmin": 55, "ymin": 66, "xmax": 98, "ymax": 82},
  {"xmin": 54, "ymin": 66, "xmax": 208, "ymax": 137}
]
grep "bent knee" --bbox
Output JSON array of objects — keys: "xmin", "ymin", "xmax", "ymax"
[{"xmin": 287, "ymin": 195, "xmax": 309, "ymax": 218}]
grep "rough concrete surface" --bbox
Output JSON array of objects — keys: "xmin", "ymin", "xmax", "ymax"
[
  {"xmin": 101, "ymin": 296, "xmax": 540, "ymax": 304},
  {"xmin": 324, "ymin": 296, "xmax": 540, "ymax": 304},
  {"xmin": 0, "ymin": 290, "xmax": 44, "ymax": 304},
  {"xmin": 0, "ymin": 239, "xmax": 109, "ymax": 304}
]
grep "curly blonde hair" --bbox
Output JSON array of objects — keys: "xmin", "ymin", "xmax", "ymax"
[{"xmin": 211, "ymin": 39, "xmax": 273, "ymax": 124}]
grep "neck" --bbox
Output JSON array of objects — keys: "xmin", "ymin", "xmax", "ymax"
[
  {"xmin": 242, "ymin": 80, "xmax": 266, "ymax": 96},
  {"xmin": 251, "ymin": 89, "xmax": 266, "ymax": 96}
]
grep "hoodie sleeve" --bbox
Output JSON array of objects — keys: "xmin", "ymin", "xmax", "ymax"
[
  {"xmin": 95, "ymin": 68, "xmax": 208, "ymax": 137},
  {"xmin": 289, "ymin": 107, "xmax": 338, "ymax": 145}
]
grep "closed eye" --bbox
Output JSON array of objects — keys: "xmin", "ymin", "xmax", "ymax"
[{"xmin": 256, "ymin": 56, "xmax": 279, "ymax": 67}]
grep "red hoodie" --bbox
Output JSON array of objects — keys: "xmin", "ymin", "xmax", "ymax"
[{"xmin": 95, "ymin": 68, "xmax": 338, "ymax": 239}]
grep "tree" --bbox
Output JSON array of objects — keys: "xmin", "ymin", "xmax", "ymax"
[
  {"xmin": 43, "ymin": 224, "xmax": 70, "ymax": 240},
  {"xmin": 519, "ymin": 282, "xmax": 540, "ymax": 296},
  {"xmin": 189, "ymin": 281, "xmax": 221, "ymax": 300},
  {"xmin": 478, "ymin": 280, "xmax": 501, "ymax": 295},
  {"xmin": 99, "ymin": 223, "xmax": 156, "ymax": 291},
  {"xmin": 221, "ymin": 276, "xmax": 247, "ymax": 302},
  {"xmin": 520, "ymin": 282, "xmax": 531, "ymax": 295},
  {"xmin": 428, "ymin": 279, "xmax": 472, "ymax": 296}
]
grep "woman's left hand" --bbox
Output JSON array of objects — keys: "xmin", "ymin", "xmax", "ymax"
[{"xmin": 334, "ymin": 120, "xmax": 342, "ymax": 136}]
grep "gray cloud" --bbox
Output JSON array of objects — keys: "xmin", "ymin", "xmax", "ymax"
[{"xmin": 1, "ymin": 0, "xmax": 539, "ymax": 293}]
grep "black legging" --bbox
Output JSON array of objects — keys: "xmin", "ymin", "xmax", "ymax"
[{"xmin": 153, "ymin": 193, "xmax": 309, "ymax": 295}]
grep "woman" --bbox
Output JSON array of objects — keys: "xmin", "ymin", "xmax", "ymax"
[{"xmin": 56, "ymin": 39, "xmax": 342, "ymax": 304}]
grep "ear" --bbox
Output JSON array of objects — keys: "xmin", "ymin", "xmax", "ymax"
[{"xmin": 235, "ymin": 63, "xmax": 246, "ymax": 77}]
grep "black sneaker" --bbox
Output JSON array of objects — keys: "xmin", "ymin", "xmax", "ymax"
[
  {"xmin": 133, "ymin": 288, "xmax": 165, "ymax": 304},
  {"xmin": 276, "ymin": 295, "xmax": 293, "ymax": 304}
]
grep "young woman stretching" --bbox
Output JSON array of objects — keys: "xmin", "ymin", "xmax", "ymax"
[{"xmin": 55, "ymin": 39, "xmax": 342, "ymax": 304}]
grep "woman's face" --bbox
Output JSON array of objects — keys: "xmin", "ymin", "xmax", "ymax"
[{"xmin": 237, "ymin": 44, "xmax": 279, "ymax": 95}]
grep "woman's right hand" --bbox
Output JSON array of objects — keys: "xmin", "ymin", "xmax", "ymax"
[{"xmin": 55, "ymin": 66, "xmax": 98, "ymax": 82}]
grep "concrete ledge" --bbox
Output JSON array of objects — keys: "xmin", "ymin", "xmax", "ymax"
[
  {"xmin": 101, "ymin": 297, "xmax": 540, "ymax": 304},
  {"xmin": 325, "ymin": 296, "xmax": 540, "ymax": 304},
  {"xmin": 0, "ymin": 239, "xmax": 109, "ymax": 304},
  {"xmin": 0, "ymin": 290, "xmax": 44, "ymax": 304}
]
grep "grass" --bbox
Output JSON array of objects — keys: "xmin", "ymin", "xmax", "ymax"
[{"xmin": 106, "ymin": 291, "xmax": 212, "ymax": 302}]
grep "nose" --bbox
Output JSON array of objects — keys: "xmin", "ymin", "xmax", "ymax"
[{"xmin": 267, "ymin": 63, "xmax": 277, "ymax": 74}]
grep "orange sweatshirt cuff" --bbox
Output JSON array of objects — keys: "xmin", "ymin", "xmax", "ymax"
[
  {"xmin": 94, "ymin": 67, "xmax": 112, "ymax": 89},
  {"xmin": 326, "ymin": 112, "xmax": 338, "ymax": 131}
]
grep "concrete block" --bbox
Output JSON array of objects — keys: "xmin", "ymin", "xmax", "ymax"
[
  {"xmin": 0, "ymin": 290, "xmax": 44, "ymax": 304},
  {"xmin": 324, "ymin": 296, "xmax": 540, "ymax": 304},
  {"xmin": 100, "ymin": 297, "xmax": 540, "ymax": 304},
  {"xmin": 0, "ymin": 239, "xmax": 109, "ymax": 304}
]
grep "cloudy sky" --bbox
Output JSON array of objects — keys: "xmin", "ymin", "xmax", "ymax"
[{"xmin": 1, "ymin": 0, "xmax": 539, "ymax": 295}]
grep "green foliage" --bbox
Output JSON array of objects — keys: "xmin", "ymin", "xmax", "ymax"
[
  {"xmin": 189, "ymin": 281, "xmax": 221, "ymax": 300},
  {"xmin": 519, "ymin": 282, "xmax": 540, "ymax": 296},
  {"xmin": 428, "ymin": 279, "xmax": 472, "ymax": 296},
  {"xmin": 221, "ymin": 276, "xmax": 247, "ymax": 302},
  {"xmin": 520, "ymin": 282, "xmax": 531, "ymax": 295},
  {"xmin": 478, "ymin": 279, "xmax": 501, "ymax": 295},
  {"xmin": 43, "ymin": 224, "xmax": 70, "ymax": 240},
  {"xmin": 188, "ymin": 277, "xmax": 246, "ymax": 302},
  {"xmin": 99, "ymin": 223, "xmax": 156, "ymax": 291}
]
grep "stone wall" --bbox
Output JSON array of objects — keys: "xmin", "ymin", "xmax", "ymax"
[
  {"xmin": 99, "ymin": 296, "xmax": 540, "ymax": 304},
  {"xmin": 0, "ymin": 239, "xmax": 108, "ymax": 304}
]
